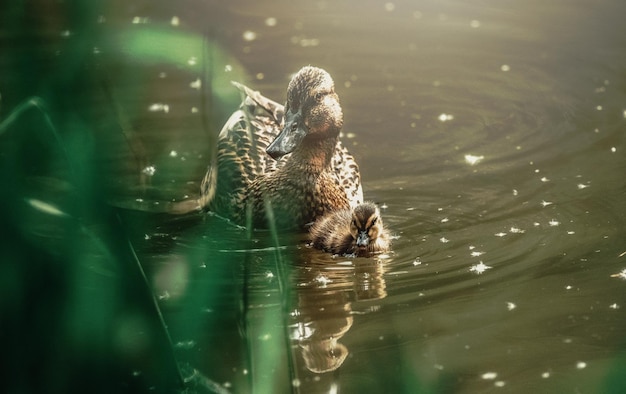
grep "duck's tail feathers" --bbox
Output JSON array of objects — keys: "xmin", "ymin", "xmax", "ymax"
[{"xmin": 231, "ymin": 81, "xmax": 284, "ymax": 124}]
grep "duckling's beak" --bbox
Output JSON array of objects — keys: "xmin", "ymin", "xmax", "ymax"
[
  {"xmin": 267, "ymin": 110, "xmax": 306, "ymax": 159},
  {"xmin": 356, "ymin": 231, "xmax": 370, "ymax": 247}
]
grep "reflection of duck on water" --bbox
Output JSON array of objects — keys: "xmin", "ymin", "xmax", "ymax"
[
  {"xmin": 309, "ymin": 202, "xmax": 390, "ymax": 257},
  {"xmin": 291, "ymin": 259, "xmax": 386, "ymax": 374},
  {"xmin": 199, "ymin": 66, "xmax": 363, "ymax": 228}
]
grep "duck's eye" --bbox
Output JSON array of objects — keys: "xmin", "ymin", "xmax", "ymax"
[
  {"xmin": 370, "ymin": 217, "xmax": 377, "ymax": 227},
  {"xmin": 315, "ymin": 92, "xmax": 324, "ymax": 101}
]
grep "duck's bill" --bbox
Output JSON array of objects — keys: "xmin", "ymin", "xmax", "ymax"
[
  {"xmin": 356, "ymin": 231, "xmax": 370, "ymax": 247},
  {"xmin": 267, "ymin": 117, "xmax": 306, "ymax": 160}
]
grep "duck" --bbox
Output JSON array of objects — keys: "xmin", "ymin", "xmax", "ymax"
[
  {"xmin": 309, "ymin": 202, "xmax": 390, "ymax": 257},
  {"xmin": 199, "ymin": 66, "xmax": 363, "ymax": 229}
]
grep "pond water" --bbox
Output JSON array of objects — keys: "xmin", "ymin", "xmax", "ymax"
[{"xmin": 3, "ymin": 0, "xmax": 626, "ymax": 393}]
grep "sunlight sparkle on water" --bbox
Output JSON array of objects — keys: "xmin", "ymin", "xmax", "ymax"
[
  {"xmin": 148, "ymin": 103, "xmax": 169, "ymax": 113},
  {"xmin": 242, "ymin": 30, "xmax": 257, "ymax": 41},
  {"xmin": 481, "ymin": 372, "xmax": 497, "ymax": 380},
  {"xmin": 315, "ymin": 274, "xmax": 331, "ymax": 287},
  {"xmin": 132, "ymin": 16, "xmax": 149, "ymax": 24},
  {"xmin": 439, "ymin": 113, "xmax": 454, "ymax": 122},
  {"xmin": 190, "ymin": 79, "xmax": 201, "ymax": 89},
  {"xmin": 610, "ymin": 269, "xmax": 626, "ymax": 280},
  {"xmin": 142, "ymin": 165, "xmax": 156, "ymax": 176},
  {"xmin": 464, "ymin": 154, "xmax": 484, "ymax": 165},
  {"xmin": 470, "ymin": 261, "xmax": 492, "ymax": 274}
]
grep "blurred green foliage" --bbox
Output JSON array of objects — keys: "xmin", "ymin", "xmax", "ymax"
[{"xmin": 0, "ymin": 1, "xmax": 226, "ymax": 393}]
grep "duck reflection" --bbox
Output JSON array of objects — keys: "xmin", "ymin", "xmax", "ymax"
[{"xmin": 290, "ymin": 256, "xmax": 386, "ymax": 374}]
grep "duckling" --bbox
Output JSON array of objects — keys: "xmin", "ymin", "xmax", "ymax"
[
  {"xmin": 199, "ymin": 66, "xmax": 363, "ymax": 229},
  {"xmin": 310, "ymin": 202, "xmax": 390, "ymax": 257}
]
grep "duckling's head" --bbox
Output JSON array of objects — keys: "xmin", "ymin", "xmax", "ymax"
[
  {"xmin": 350, "ymin": 203, "xmax": 383, "ymax": 250},
  {"xmin": 267, "ymin": 66, "xmax": 343, "ymax": 159}
]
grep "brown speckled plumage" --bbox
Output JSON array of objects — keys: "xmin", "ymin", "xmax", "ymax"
[
  {"xmin": 310, "ymin": 202, "xmax": 390, "ymax": 256},
  {"xmin": 199, "ymin": 66, "xmax": 363, "ymax": 228}
]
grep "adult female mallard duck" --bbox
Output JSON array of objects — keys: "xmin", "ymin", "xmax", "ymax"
[
  {"xmin": 199, "ymin": 66, "xmax": 363, "ymax": 229},
  {"xmin": 310, "ymin": 202, "xmax": 390, "ymax": 257}
]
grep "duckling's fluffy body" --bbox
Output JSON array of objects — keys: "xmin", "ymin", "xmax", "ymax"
[
  {"xmin": 199, "ymin": 66, "xmax": 362, "ymax": 229},
  {"xmin": 310, "ymin": 202, "xmax": 390, "ymax": 256}
]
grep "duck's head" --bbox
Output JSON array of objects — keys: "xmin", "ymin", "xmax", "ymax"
[
  {"xmin": 350, "ymin": 203, "xmax": 383, "ymax": 249},
  {"xmin": 267, "ymin": 66, "xmax": 343, "ymax": 160}
]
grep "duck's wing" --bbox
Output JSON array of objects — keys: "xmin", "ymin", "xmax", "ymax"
[
  {"xmin": 199, "ymin": 82, "xmax": 288, "ymax": 219},
  {"xmin": 231, "ymin": 81, "xmax": 284, "ymax": 125},
  {"xmin": 333, "ymin": 141, "xmax": 363, "ymax": 208}
]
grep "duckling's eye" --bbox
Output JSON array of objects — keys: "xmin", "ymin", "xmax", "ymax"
[
  {"xmin": 370, "ymin": 217, "xmax": 377, "ymax": 227},
  {"xmin": 315, "ymin": 92, "xmax": 325, "ymax": 101}
]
